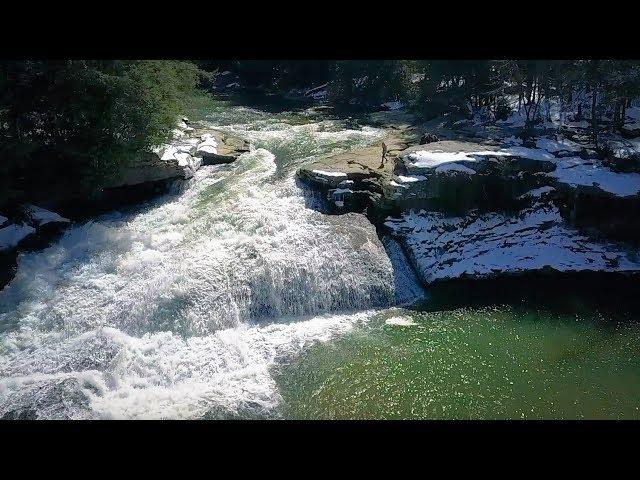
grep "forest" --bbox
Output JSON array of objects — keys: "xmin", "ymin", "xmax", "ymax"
[{"xmin": 2, "ymin": 60, "xmax": 639, "ymax": 214}]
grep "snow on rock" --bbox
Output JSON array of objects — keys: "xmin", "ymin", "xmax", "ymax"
[
  {"xmin": 389, "ymin": 180, "xmax": 408, "ymax": 188},
  {"xmin": 498, "ymin": 146, "xmax": 556, "ymax": 162},
  {"xmin": 517, "ymin": 186, "xmax": 555, "ymax": 200},
  {"xmin": 536, "ymin": 137, "xmax": 582, "ymax": 154},
  {"xmin": 382, "ymin": 101, "xmax": 404, "ymax": 111},
  {"xmin": 405, "ymin": 149, "xmax": 509, "ymax": 170},
  {"xmin": 401, "ymin": 141, "xmax": 640, "ymax": 198},
  {"xmin": 548, "ymin": 157, "xmax": 640, "ymax": 197},
  {"xmin": 435, "ymin": 163, "xmax": 476, "ymax": 175},
  {"xmin": 152, "ymin": 144, "xmax": 200, "ymax": 179},
  {"xmin": 624, "ymin": 106, "xmax": 640, "ymax": 130},
  {"xmin": 26, "ymin": 206, "xmax": 70, "ymax": 226},
  {"xmin": 195, "ymin": 136, "xmax": 219, "ymax": 157},
  {"xmin": 384, "ymin": 203, "xmax": 640, "ymax": 284},
  {"xmin": 0, "ymin": 224, "xmax": 36, "ymax": 251},
  {"xmin": 311, "ymin": 170, "xmax": 347, "ymax": 177},
  {"xmin": 0, "ymin": 214, "xmax": 7, "ymax": 226},
  {"xmin": 397, "ymin": 175, "xmax": 427, "ymax": 183},
  {"xmin": 494, "ymin": 144, "xmax": 640, "ymax": 197}
]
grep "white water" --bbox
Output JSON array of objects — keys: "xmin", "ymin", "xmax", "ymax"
[{"xmin": 0, "ymin": 101, "xmax": 423, "ymax": 419}]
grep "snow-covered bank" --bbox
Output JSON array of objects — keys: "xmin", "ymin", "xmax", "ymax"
[
  {"xmin": 384, "ymin": 203, "xmax": 640, "ymax": 284},
  {"xmin": 400, "ymin": 141, "xmax": 640, "ymax": 199},
  {"xmin": 297, "ymin": 110, "xmax": 640, "ymax": 286}
]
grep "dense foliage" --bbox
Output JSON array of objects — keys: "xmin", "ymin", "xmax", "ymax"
[
  {"xmin": 0, "ymin": 60, "xmax": 203, "ymax": 209},
  {"xmin": 3, "ymin": 59, "xmax": 639, "ymax": 213}
]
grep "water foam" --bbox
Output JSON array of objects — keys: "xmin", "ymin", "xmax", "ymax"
[{"xmin": 0, "ymin": 107, "xmax": 405, "ymax": 418}]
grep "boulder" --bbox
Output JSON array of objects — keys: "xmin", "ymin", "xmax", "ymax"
[
  {"xmin": 107, "ymin": 127, "xmax": 249, "ymax": 188},
  {"xmin": 198, "ymin": 131, "xmax": 249, "ymax": 165},
  {"xmin": 106, "ymin": 149, "xmax": 194, "ymax": 187},
  {"xmin": 385, "ymin": 141, "xmax": 556, "ymax": 213}
]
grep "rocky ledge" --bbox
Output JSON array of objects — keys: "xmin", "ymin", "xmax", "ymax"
[
  {"xmin": 106, "ymin": 119, "xmax": 250, "ymax": 188},
  {"xmin": 1, "ymin": 118, "xmax": 250, "ymax": 290},
  {"xmin": 1, "ymin": 206, "xmax": 71, "ymax": 288},
  {"xmin": 297, "ymin": 119, "xmax": 640, "ymax": 286}
]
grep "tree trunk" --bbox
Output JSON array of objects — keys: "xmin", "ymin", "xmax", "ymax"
[
  {"xmin": 613, "ymin": 101, "xmax": 620, "ymax": 129},
  {"xmin": 591, "ymin": 86, "xmax": 598, "ymax": 146},
  {"xmin": 590, "ymin": 60, "xmax": 599, "ymax": 146},
  {"xmin": 518, "ymin": 91, "xmax": 522, "ymax": 113}
]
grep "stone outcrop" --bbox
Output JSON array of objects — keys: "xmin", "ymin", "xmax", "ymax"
[
  {"xmin": 106, "ymin": 120, "xmax": 250, "ymax": 189},
  {"xmin": 1, "ymin": 205, "xmax": 71, "ymax": 289},
  {"xmin": 194, "ymin": 130, "xmax": 250, "ymax": 165},
  {"xmin": 384, "ymin": 201, "xmax": 640, "ymax": 285},
  {"xmin": 297, "ymin": 120, "xmax": 640, "ymax": 286}
]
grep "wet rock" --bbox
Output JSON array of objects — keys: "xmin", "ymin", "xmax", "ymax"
[
  {"xmin": 196, "ymin": 131, "xmax": 250, "ymax": 165},
  {"xmin": 0, "ymin": 205, "xmax": 71, "ymax": 289},
  {"xmin": 108, "ymin": 125, "xmax": 249, "ymax": 188}
]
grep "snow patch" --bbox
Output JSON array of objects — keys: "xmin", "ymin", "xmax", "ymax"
[
  {"xmin": 0, "ymin": 224, "xmax": 36, "ymax": 250},
  {"xmin": 312, "ymin": 170, "xmax": 347, "ymax": 177},
  {"xmin": 435, "ymin": 163, "xmax": 476, "ymax": 175},
  {"xmin": 397, "ymin": 175, "xmax": 427, "ymax": 183},
  {"xmin": 385, "ymin": 204, "xmax": 640, "ymax": 283},
  {"xmin": 405, "ymin": 150, "xmax": 508, "ymax": 169},
  {"xmin": 27, "ymin": 206, "xmax": 70, "ymax": 226},
  {"xmin": 517, "ymin": 186, "xmax": 555, "ymax": 200},
  {"xmin": 549, "ymin": 158, "xmax": 640, "ymax": 197}
]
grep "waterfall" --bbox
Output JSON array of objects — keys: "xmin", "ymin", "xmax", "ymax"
[{"xmin": 0, "ymin": 102, "xmax": 422, "ymax": 419}]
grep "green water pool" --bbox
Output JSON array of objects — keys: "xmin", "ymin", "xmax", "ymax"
[{"xmin": 276, "ymin": 285, "xmax": 640, "ymax": 420}]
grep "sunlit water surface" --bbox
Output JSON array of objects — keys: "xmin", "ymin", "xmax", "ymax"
[{"xmin": 1, "ymin": 95, "xmax": 638, "ymax": 419}]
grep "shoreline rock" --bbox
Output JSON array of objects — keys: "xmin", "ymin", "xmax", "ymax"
[
  {"xmin": 1, "ymin": 118, "xmax": 250, "ymax": 290},
  {"xmin": 107, "ymin": 121, "xmax": 250, "ymax": 189},
  {"xmin": 296, "ymin": 111, "xmax": 640, "ymax": 287},
  {"xmin": 1, "ymin": 205, "xmax": 71, "ymax": 290}
]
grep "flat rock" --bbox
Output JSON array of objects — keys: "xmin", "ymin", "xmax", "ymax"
[{"xmin": 384, "ymin": 202, "xmax": 640, "ymax": 284}]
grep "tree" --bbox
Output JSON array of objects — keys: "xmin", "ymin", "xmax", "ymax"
[{"xmin": 0, "ymin": 60, "xmax": 202, "ymax": 209}]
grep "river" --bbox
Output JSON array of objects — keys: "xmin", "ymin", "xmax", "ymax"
[{"xmin": 1, "ymin": 95, "xmax": 639, "ymax": 419}]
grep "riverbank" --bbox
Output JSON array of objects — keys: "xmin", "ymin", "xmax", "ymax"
[
  {"xmin": 0, "ymin": 115, "xmax": 250, "ymax": 290},
  {"xmin": 297, "ymin": 107, "xmax": 640, "ymax": 287},
  {"xmin": 2, "ymin": 92, "xmax": 640, "ymax": 420}
]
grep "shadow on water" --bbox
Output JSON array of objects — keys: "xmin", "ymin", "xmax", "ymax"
[{"xmin": 415, "ymin": 272, "xmax": 640, "ymax": 325}]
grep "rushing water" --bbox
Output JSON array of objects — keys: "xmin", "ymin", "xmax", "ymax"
[
  {"xmin": 0, "ymin": 96, "xmax": 421, "ymax": 419},
  {"xmin": 1, "ymin": 95, "xmax": 639, "ymax": 419}
]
